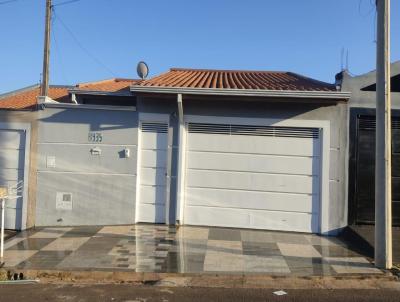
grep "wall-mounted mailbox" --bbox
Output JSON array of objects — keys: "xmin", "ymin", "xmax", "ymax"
[{"xmin": 90, "ymin": 147, "xmax": 102, "ymax": 156}]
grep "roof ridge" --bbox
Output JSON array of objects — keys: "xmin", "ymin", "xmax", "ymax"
[
  {"xmin": 49, "ymin": 84, "xmax": 76, "ymax": 89},
  {"xmin": 287, "ymin": 72, "xmax": 336, "ymax": 88},
  {"xmin": 76, "ymin": 78, "xmax": 137, "ymax": 87},
  {"xmin": 170, "ymin": 67, "xmax": 287, "ymax": 74},
  {"xmin": 114, "ymin": 78, "xmax": 138, "ymax": 82}
]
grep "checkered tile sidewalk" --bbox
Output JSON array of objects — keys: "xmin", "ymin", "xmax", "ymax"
[{"xmin": 2, "ymin": 225, "xmax": 382, "ymax": 276}]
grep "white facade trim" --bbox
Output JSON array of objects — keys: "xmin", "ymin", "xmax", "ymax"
[
  {"xmin": 0, "ymin": 122, "xmax": 31, "ymax": 230},
  {"xmin": 38, "ymin": 142, "xmax": 137, "ymax": 147},
  {"xmin": 42, "ymin": 103, "xmax": 136, "ymax": 111},
  {"xmin": 131, "ymin": 86, "xmax": 350, "ymax": 100},
  {"xmin": 36, "ymin": 171, "xmax": 136, "ymax": 176},
  {"xmin": 68, "ymin": 89, "xmax": 133, "ymax": 97},
  {"xmin": 319, "ymin": 124, "xmax": 331, "ymax": 234},
  {"xmin": 176, "ymin": 115, "xmax": 331, "ymax": 234}
]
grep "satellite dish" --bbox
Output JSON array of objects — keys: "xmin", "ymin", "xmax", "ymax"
[{"xmin": 137, "ymin": 61, "xmax": 149, "ymax": 80}]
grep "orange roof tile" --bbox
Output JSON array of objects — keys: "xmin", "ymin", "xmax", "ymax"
[
  {"xmin": 0, "ymin": 85, "xmax": 71, "ymax": 110},
  {"xmin": 0, "ymin": 78, "xmax": 138, "ymax": 110},
  {"xmin": 76, "ymin": 78, "xmax": 139, "ymax": 92},
  {"xmin": 135, "ymin": 68, "xmax": 336, "ymax": 92}
]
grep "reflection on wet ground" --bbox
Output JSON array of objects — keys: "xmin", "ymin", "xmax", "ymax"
[{"xmin": 3, "ymin": 225, "xmax": 382, "ymax": 275}]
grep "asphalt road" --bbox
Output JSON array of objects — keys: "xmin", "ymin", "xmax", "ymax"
[{"xmin": 0, "ymin": 284, "xmax": 400, "ymax": 302}]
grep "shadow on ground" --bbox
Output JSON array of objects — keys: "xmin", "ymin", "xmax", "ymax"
[{"xmin": 340, "ymin": 225, "xmax": 400, "ymax": 264}]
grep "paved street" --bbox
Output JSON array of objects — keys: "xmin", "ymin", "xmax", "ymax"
[
  {"xmin": 0, "ymin": 284, "xmax": 400, "ymax": 302},
  {"xmin": 2, "ymin": 224, "xmax": 382, "ymax": 276}
]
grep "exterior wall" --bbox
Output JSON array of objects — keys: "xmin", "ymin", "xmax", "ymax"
[
  {"xmin": 341, "ymin": 61, "xmax": 400, "ymax": 225},
  {"xmin": 0, "ymin": 110, "xmax": 37, "ymax": 229},
  {"xmin": 138, "ymin": 97, "xmax": 348, "ymax": 235},
  {"xmin": 341, "ymin": 61, "xmax": 400, "ymax": 109},
  {"xmin": 36, "ymin": 106, "xmax": 138, "ymax": 226}
]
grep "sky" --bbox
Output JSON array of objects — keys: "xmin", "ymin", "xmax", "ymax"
[{"xmin": 0, "ymin": 0, "xmax": 399, "ymax": 93}]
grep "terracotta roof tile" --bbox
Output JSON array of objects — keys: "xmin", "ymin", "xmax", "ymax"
[
  {"xmin": 135, "ymin": 68, "xmax": 336, "ymax": 92},
  {"xmin": 76, "ymin": 78, "xmax": 139, "ymax": 92},
  {"xmin": 0, "ymin": 86, "xmax": 71, "ymax": 110},
  {"xmin": 0, "ymin": 78, "xmax": 138, "ymax": 110}
]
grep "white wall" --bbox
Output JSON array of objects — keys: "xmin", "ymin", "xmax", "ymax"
[{"xmin": 36, "ymin": 107, "xmax": 138, "ymax": 226}]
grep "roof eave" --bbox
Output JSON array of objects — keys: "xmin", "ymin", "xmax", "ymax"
[
  {"xmin": 130, "ymin": 86, "xmax": 350, "ymax": 100},
  {"xmin": 68, "ymin": 89, "xmax": 134, "ymax": 97},
  {"xmin": 41, "ymin": 102, "xmax": 136, "ymax": 111},
  {"xmin": 0, "ymin": 107, "xmax": 37, "ymax": 111}
]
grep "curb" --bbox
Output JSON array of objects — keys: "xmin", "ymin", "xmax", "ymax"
[{"xmin": 1, "ymin": 269, "xmax": 399, "ymax": 289}]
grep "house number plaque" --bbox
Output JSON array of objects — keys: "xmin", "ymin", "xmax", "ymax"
[{"xmin": 88, "ymin": 132, "xmax": 103, "ymax": 143}]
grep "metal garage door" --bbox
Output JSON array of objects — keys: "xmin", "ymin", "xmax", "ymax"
[
  {"xmin": 0, "ymin": 129, "xmax": 26, "ymax": 230},
  {"xmin": 351, "ymin": 115, "xmax": 400, "ymax": 225},
  {"xmin": 183, "ymin": 122, "xmax": 321, "ymax": 233}
]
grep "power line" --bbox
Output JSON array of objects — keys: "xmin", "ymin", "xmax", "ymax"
[
  {"xmin": 51, "ymin": 12, "xmax": 70, "ymax": 84},
  {"xmin": 52, "ymin": 9, "xmax": 116, "ymax": 77},
  {"xmin": 358, "ymin": 0, "xmax": 376, "ymax": 17},
  {"xmin": 0, "ymin": 0, "xmax": 19, "ymax": 5},
  {"xmin": 52, "ymin": 0, "xmax": 81, "ymax": 7},
  {"xmin": 0, "ymin": 0, "xmax": 80, "ymax": 7}
]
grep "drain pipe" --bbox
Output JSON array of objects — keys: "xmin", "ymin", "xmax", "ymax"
[
  {"xmin": 71, "ymin": 93, "xmax": 78, "ymax": 104},
  {"xmin": 177, "ymin": 93, "xmax": 184, "ymax": 124},
  {"xmin": 176, "ymin": 94, "xmax": 185, "ymax": 225},
  {"xmin": 176, "ymin": 93, "xmax": 186, "ymax": 272}
]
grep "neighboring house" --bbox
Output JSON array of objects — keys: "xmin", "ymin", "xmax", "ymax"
[
  {"xmin": 0, "ymin": 84, "xmax": 72, "ymax": 230},
  {"xmin": 0, "ymin": 78, "xmax": 137, "ymax": 230},
  {"xmin": 0, "ymin": 69, "xmax": 351, "ymax": 235},
  {"xmin": 338, "ymin": 61, "xmax": 400, "ymax": 226}
]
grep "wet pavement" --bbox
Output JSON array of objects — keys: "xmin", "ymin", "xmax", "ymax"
[
  {"xmin": 2, "ymin": 224, "xmax": 383, "ymax": 276},
  {"xmin": 4, "ymin": 230, "xmax": 17, "ymax": 240},
  {"xmin": 342, "ymin": 225, "xmax": 400, "ymax": 265}
]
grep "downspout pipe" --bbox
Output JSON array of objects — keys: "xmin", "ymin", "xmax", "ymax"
[
  {"xmin": 176, "ymin": 94, "xmax": 185, "ymax": 224},
  {"xmin": 177, "ymin": 93, "xmax": 183, "ymax": 123}
]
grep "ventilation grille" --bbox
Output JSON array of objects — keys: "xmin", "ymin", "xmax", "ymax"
[
  {"xmin": 141, "ymin": 122, "xmax": 168, "ymax": 133},
  {"xmin": 358, "ymin": 117, "xmax": 375, "ymax": 130},
  {"xmin": 358, "ymin": 116, "xmax": 400, "ymax": 130},
  {"xmin": 188, "ymin": 123, "xmax": 319, "ymax": 138}
]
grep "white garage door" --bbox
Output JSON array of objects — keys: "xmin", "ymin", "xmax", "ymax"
[
  {"xmin": 0, "ymin": 129, "xmax": 26, "ymax": 230},
  {"xmin": 184, "ymin": 122, "xmax": 321, "ymax": 233}
]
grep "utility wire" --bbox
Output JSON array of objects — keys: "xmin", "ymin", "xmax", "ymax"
[
  {"xmin": 52, "ymin": 9, "xmax": 116, "ymax": 77},
  {"xmin": 0, "ymin": 0, "xmax": 80, "ymax": 6},
  {"xmin": 51, "ymin": 14, "xmax": 70, "ymax": 84},
  {"xmin": 52, "ymin": 0, "xmax": 81, "ymax": 7},
  {"xmin": 358, "ymin": 0, "xmax": 376, "ymax": 17},
  {"xmin": 0, "ymin": 0, "xmax": 19, "ymax": 5}
]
